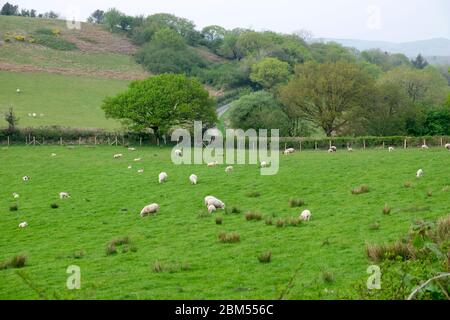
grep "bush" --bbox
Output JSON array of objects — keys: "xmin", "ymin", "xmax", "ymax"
[
  {"xmin": 33, "ymin": 33, "xmax": 77, "ymax": 51},
  {"xmin": 106, "ymin": 237, "xmax": 136, "ymax": 255},
  {"xmin": 9, "ymin": 204, "xmax": 18, "ymax": 212},
  {"xmin": 245, "ymin": 211, "xmax": 262, "ymax": 221},
  {"xmin": 257, "ymin": 251, "xmax": 272, "ymax": 263},
  {"xmin": 218, "ymin": 232, "xmax": 240, "ymax": 243},
  {"xmin": 152, "ymin": 260, "xmax": 191, "ymax": 273},
  {"xmin": 0, "ymin": 254, "xmax": 27, "ymax": 270},
  {"xmin": 289, "ymin": 198, "xmax": 305, "ymax": 208},
  {"xmin": 382, "ymin": 204, "xmax": 391, "ymax": 215},
  {"xmin": 351, "ymin": 185, "xmax": 370, "ymax": 195},
  {"xmin": 50, "ymin": 203, "xmax": 59, "ymax": 209},
  {"xmin": 215, "ymin": 216, "xmax": 223, "ymax": 225},
  {"xmin": 366, "ymin": 241, "xmax": 415, "ymax": 262}
]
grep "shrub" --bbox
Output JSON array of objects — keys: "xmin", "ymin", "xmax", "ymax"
[
  {"xmin": 382, "ymin": 204, "xmax": 391, "ymax": 215},
  {"xmin": 442, "ymin": 186, "xmax": 449, "ymax": 192},
  {"xmin": 9, "ymin": 204, "xmax": 18, "ymax": 212},
  {"xmin": 435, "ymin": 215, "xmax": 450, "ymax": 243},
  {"xmin": 322, "ymin": 271, "xmax": 335, "ymax": 284},
  {"xmin": 106, "ymin": 237, "xmax": 135, "ymax": 255},
  {"xmin": 257, "ymin": 251, "xmax": 272, "ymax": 263},
  {"xmin": 276, "ymin": 219, "xmax": 286, "ymax": 228},
  {"xmin": 50, "ymin": 203, "xmax": 59, "ymax": 209},
  {"xmin": 366, "ymin": 241, "xmax": 415, "ymax": 262},
  {"xmin": 14, "ymin": 35, "xmax": 25, "ymax": 41},
  {"xmin": 218, "ymin": 232, "xmax": 240, "ymax": 243},
  {"xmin": 289, "ymin": 198, "xmax": 305, "ymax": 208},
  {"xmin": 215, "ymin": 216, "xmax": 223, "ymax": 225},
  {"xmin": 245, "ymin": 211, "xmax": 262, "ymax": 221},
  {"xmin": 231, "ymin": 206, "xmax": 241, "ymax": 214},
  {"xmin": 265, "ymin": 217, "xmax": 273, "ymax": 225},
  {"xmin": 404, "ymin": 181, "xmax": 413, "ymax": 188},
  {"xmin": 245, "ymin": 191, "xmax": 261, "ymax": 198},
  {"xmin": 152, "ymin": 260, "xmax": 191, "ymax": 273},
  {"xmin": 351, "ymin": 185, "xmax": 370, "ymax": 195},
  {"xmin": 370, "ymin": 222, "xmax": 380, "ymax": 231},
  {"xmin": 288, "ymin": 217, "xmax": 301, "ymax": 227},
  {"xmin": 0, "ymin": 254, "xmax": 27, "ymax": 270}
]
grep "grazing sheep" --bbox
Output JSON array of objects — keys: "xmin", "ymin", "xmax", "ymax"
[
  {"xmin": 416, "ymin": 169, "xmax": 424, "ymax": 178},
  {"xmin": 19, "ymin": 221, "xmax": 28, "ymax": 228},
  {"xmin": 32, "ymin": 113, "xmax": 37, "ymax": 117},
  {"xmin": 207, "ymin": 161, "xmax": 218, "ymax": 167},
  {"xmin": 204, "ymin": 196, "xmax": 216, "ymax": 206},
  {"xmin": 328, "ymin": 148, "xmax": 335, "ymax": 153},
  {"xmin": 22, "ymin": 176, "xmax": 29, "ymax": 181},
  {"xmin": 158, "ymin": 172, "xmax": 168, "ymax": 183},
  {"xmin": 174, "ymin": 149, "xmax": 183, "ymax": 157},
  {"xmin": 204, "ymin": 196, "xmax": 225, "ymax": 209},
  {"xmin": 12, "ymin": 193, "xmax": 19, "ymax": 199},
  {"xmin": 445, "ymin": 143, "xmax": 450, "ymax": 150},
  {"xmin": 134, "ymin": 158, "xmax": 142, "ymax": 162},
  {"xmin": 16, "ymin": 89, "xmax": 21, "ymax": 93},
  {"xmin": 128, "ymin": 147, "xmax": 136, "ymax": 151},
  {"xmin": 260, "ymin": 161, "xmax": 268, "ymax": 168},
  {"xmin": 283, "ymin": 150, "xmax": 291, "ymax": 155},
  {"xmin": 225, "ymin": 166, "xmax": 233, "ymax": 173},
  {"xmin": 300, "ymin": 209, "xmax": 312, "ymax": 221},
  {"xmin": 51, "ymin": 153, "xmax": 56, "ymax": 157},
  {"xmin": 421, "ymin": 144, "xmax": 429, "ymax": 150},
  {"xmin": 113, "ymin": 154, "xmax": 123, "ymax": 159},
  {"xmin": 388, "ymin": 147, "xmax": 395, "ymax": 152},
  {"xmin": 140, "ymin": 203, "xmax": 159, "ymax": 217},
  {"xmin": 137, "ymin": 169, "xmax": 144, "ymax": 173},
  {"xmin": 127, "ymin": 165, "xmax": 132, "ymax": 169},
  {"xmin": 59, "ymin": 192, "xmax": 70, "ymax": 199},
  {"xmin": 283, "ymin": 148, "xmax": 295, "ymax": 155},
  {"xmin": 189, "ymin": 174, "xmax": 198, "ymax": 185},
  {"xmin": 347, "ymin": 147, "xmax": 353, "ymax": 152}
]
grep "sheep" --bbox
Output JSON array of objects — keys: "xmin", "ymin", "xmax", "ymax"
[
  {"xmin": 347, "ymin": 147, "xmax": 353, "ymax": 152},
  {"xmin": 51, "ymin": 153, "xmax": 57, "ymax": 157},
  {"xmin": 416, "ymin": 169, "xmax": 424, "ymax": 178},
  {"xmin": 134, "ymin": 158, "xmax": 142, "ymax": 162},
  {"xmin": 158, "ymin": 172, "xmax": 168, "ymax": 183},
  {"xmin": 328, "ymin": 148, "xmax": 335, "ymax": 153},
  {"xmin": 208, "ymin": 205, "xmax": 216, "ymax": 214},
  {"xmin": 260, "ymin": 161, "xmax": 268, "ymax": 168},
  {"xmin": 16, "ymin": 88, "xmax": 21, "ymax": 94},
  {"xmin": 207, "ymin": 161, "xmax": 218, "ymax": 167},
  {"xmin": 59, "ymin": 192, "xmax": 70, "ymax": 199},
  {"xmin": 204, "ymin": 196, "xmax": 225, "ymax": 209},
  {"xmin": 140, "ymin": 203, "xmax": 159, "ymax": 217},
  {"xmin": 388, "ymin": 147, "xmax": 395, "ymax": 152},
  {"xmin": 283, "ymin": 150, "xmax": 291, "ymax": 155},
  {"xmin": 12, "ymin": 193, "xmax": 19, "ymax": 199},
  {"xmin": 18, "ymin": 221, "xmax": 28, "ymax": 228},
  {"xmin": 421, "ymin": 144, "xmax": 429, "ymax": 150},
  {"xmin": 32, "ymin": 113, "xmax": 37, "ymax": 118},
  {"xmin": 127, "ymin": 165, "xmax": 132, "ymax": 169},
  {"xmin": 174, "ymin": 149, "xmax": 183, "ymax": 157},
  {"xmin": 189, "ymin": 174, "xmax": 198, "ymax": 185},
  {"xmin": 300, "ymin": 209, "xmax": 312, "ymax": 221},
  {"xmin": 445, "ymin": 143, "xmax": 450, "ymax": 150},
  {"xmin": 137, "ymin": 169, "xmax": 144, "ymax": 173},
  {"xmin": 330, "ymin": 146, "xmax": 337, "ymax": 152},
  {"xmin": 22, "ymin": 175, "xmax": 29, "ymax": 181},
  {"xmin": 113, "ymin": 154, "xmax": 123, "ymax": 159},
  {"xmin": 128, "ymin": 147, "xmax": 136, "ymax": 151},
  {"xmin": 225, "ymin": 166, "xmax": 233, "ymax": 173},
  {"xmin": 283, "ymin": 148, "xmax": 295, "ymax": 155}
]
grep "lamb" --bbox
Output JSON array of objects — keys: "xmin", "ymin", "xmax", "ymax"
[
  {"xmin": 445, "ymin": 143, "xmax": 450, "ymax": 150},
  {"xmin": 18, "ymin": 221, "xmax": 28, "ymax": 228},
  {"xmin": 421, "ymin": 144, "xmax": 429, "ymax": 150},
  {"xmin": 347, "ymin": 147, "xmax": 353, "ymax": 152},
  {"xmin": 174, "ymin": 149, "xmax": 183, "ymax": 157},
  {"xmin": 128, "ymin": 165, "xmax": 132, "ymax": 169},
  {"xmin": 208, "ymin": 205, "xmax": 216, "ymax": 214},
  {"xmin": 416, "ymin": 169, "xmax": 424, "ymax": 178},
  {"xmin": 207, "ymin": 161, "xmax": 218, "ymax": 167},
  {"xmin": 300, "ymin": 209, "xmax": 312, "ymax": 221},
  {"xmin": 137, "ymin": 169, "xmax": 144, "ymax": 173},
  {"xmin": 51, "ymin": 153, "xmax": 57, "ymax": 157},
  {"xmin": 225, "ymin": 166, "xmax": 233, "ymax": 173},
  {"xmin": 134, "ymin": 158, "xmax": 142, "ymax": 162},
  {"xmin": 128, "ymin": 147, "xmax": 136, "ymax": 151},
  {"xmin": 388, "ymin": 147, "xmax": 395, "ymax": 152},
  {"xmin": 284, "ymin": 148, "xmax": 295, "ymax": 155},
  {"xmin": 22, "ymin": 175, "xmax": 29, "ymax": 181},
  {"xmin": 204, "ymin": 196, "xmax": 225, "ymax": 209},
  {"xmin": 140, "ymin": 203, "xmax": 159, "ymax": 217},
  {"xmin": 158, "ymin": 172, "xmax": 168, "ymax": 183},
  {"xmin": 59, "ymin": 192, "xmax": 70, "ymax": 199},
  {"xmin": 189, "ymin": 174, "xmax": 198, "ymax": 185},
  {"xmin": 12, "ymin": 193, "xmax": 19, "ymax": 199},
  {"xmin": 113, "ymin": 154, "xmax": 123, "ymax": 159},
  {"xmin": 260, "ymin": 161, "xmax": 268, "ymax": 168}
]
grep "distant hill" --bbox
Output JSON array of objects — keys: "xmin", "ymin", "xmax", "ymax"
[{"xmin": 313, "ymin": 37, "xmax": 450, "ymax": 64}]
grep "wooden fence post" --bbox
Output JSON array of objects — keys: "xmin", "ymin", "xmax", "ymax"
[
  {"xmin": 79, "ymin": 137, "xmax": 81, "ymax": 145},
  {"xmin": 60, "ymin": 137, "xmax": 63, "ymax": 146},
  {"xmin": 363, "ymin": 139, "xmax": 366, "ymax": 150},
  {"xmin": 299, "ymin": 140, "xmax": 302, "ymax": 152},
  {"xmin": 314, "ymin": 141, "xmax": 317, "ymax": 150},
  {"xmin": 382, "ymin": 141, "xmax": 385, "ymax": 149},
  {"xmin": 404, "ymin": 139, "xmax": 407, "ymax": 149},
  {"xmin": 140, "ymin": 137, "xmax": 142, "ymax": 146},
  {"xmin": 7, "ymin": 136, "xmax": 10, "ymax": 146},
  {"xmin": 33, "ymin": 136, "xmax": 36, "ymax": 146},
  {"xmin": 440, "ymin": 138, "xmax": 443, "ymax": 147},
  {"xmin": 94, "ymin": 136, "xmax": 97, "ymax": 145}
]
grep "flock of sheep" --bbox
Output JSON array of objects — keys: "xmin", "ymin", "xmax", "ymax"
[{"xmin": 12, "ymin": 142, "xmax": 450, "ymax": 229}]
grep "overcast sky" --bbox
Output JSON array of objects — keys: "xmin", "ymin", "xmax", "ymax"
[{"xmin": 7, "ymin": 0, "xmax": 450, "ymax": 42}]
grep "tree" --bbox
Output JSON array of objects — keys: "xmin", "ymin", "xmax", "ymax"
[
  {"xmin": 201, "ymin": 25, "xmax": 227, "ymax": 51},
  {"xmin": 279, "ymin": 60, "xmax": 374, "ymax": 136},
  {"xmin": 88, "ymin": 10, "xmax": 104, "ymax": 24},
  {"xmin": 411, "ymin": 54, "xmax": 429, "ymax": 69},
  {"xmin": 423, "ymin": 107, "xmax": 450, "ymax": 135},
  {"xmin": 30, "ymin": 9, "xmax": 36, "ymax": 18},
  {"xmin": 42, "ymin": 11, "xmax": 59, "ymax": 19},
  {"xmin": 102, "ymin": 74, "xmax": 217, "ymax": 139},
  {"xmin": 4, "ymin": 107, "xmax": 19, "ymax": 132},
  {"xmin": 229, "ymin": 91, "xmax": 290, "ymax": 135},
  {"xmin": 361, "ymin": 49, "xmax": 411, "ymax": 71},
  {"xmin": 250, "ymin": 57, "xmax": 290, "ymax": 89},
  {"xmin": 0, "ymin": 2, "xmax": 18, "ymax": 15},
  {"xmin": 104, "ymin": 8, "xmax": 123, "ymax": 31}
]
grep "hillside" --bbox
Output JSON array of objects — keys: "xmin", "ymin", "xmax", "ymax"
[{"xmin": 0, "ymin": 15, "xmax": 148, "ymax": 80}]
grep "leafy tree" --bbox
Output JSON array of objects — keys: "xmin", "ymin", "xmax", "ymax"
[
  {"xmin": 423, "ymin": 107, "xmax": 450, "ymax": 135},
  {"xmin": 250, "ymin": 57, "xmax": 290, "ymax": 89},
  {"xmin": 411, "ymin": 54, "xmax": 429, "ymax": 69},
  {"xmin": 310, "ymin": 42, "xmax": 357, "ymax": 63},
  {"xmin": 20, "ymin": 9, "xmax": 29, "ymax": 17},
  {"xmin": 102, "ymin": 74, "xmax": 217, "ymax": 139},
  {"xmin": 0, "ymin": 2, "xmax": 18, "ymax": 16},
  {"xmin": 4, "ymin": 107, "xmax": 19, "ymax": 132},
  {"xmin": 279, "ymin": 60, "xmax": 374, "ymax": 136},
  {"xmin": 104, "ymin": 8, "xmax": 123, "ymax": 31},
  {"xmin": 361, "ymin": 49, "xmax": 411, "ymax": 71},
  {"xmin": 236, "ymin": 31, "xmax": 273, "ymax": 59},
  {"xmin": 30, "ymin": 9, "xmax": 36, "ymax": 17},
  {"xmin": 201, "ymin": 25, "xmax": 227, "ymax": 51},
  {"xmin": 88, "ymin": 10, "xmax": 104, "ymax": 24},
  {"xmin": 229, "ymin": 91, "xmax": 290, "ymax": 135},
  {"xmin": 42, "ymin": 11, "xmax": 59, "ymax": 19}
]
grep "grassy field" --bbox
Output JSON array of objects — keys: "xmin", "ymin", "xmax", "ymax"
[
  {"xmin": 0, "ymin": 146, "xmax": 449, "ymax": 299},
  {"xmin": 0, "ymin": 71, "xmax": 129, "ymax": 129}
]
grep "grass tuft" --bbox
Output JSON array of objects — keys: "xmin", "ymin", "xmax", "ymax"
[
  {"xmin": 9, "ymin": 204, "xmax": 18, "ymax": 212},
  {"xmin": 366, "ymin": 241, "xmax": 415, "ymax": 262},
  {"xmin": 218, "ymin": 232, "xmax": 240, "ymax": 243},
  {"xmin": 257, "ymin": 251, "xmax": 272, "ymax": 263},
  {"xmin": 215, "ymin": 216, "xmax": 223, "ymax": 225},
  {"xmin": 245, "ymin": 191, "xmax": 261, "ymax": 198},
  {"xmin": 289, "ymin": 198, "xmax": 305, "ymax": 208},
  {"xmin": 351, "ymin": 185, "xmax": 370, "ymax": 195},
  {"xmin": 0, "ymin": 254, "xmax": 27, "ymax": 270},
  {"xmin": 322, "ymin": 271, "xmax": 335, "ymax": 284},
  {"xmin": 50, "ymin": 203, "xmax": 59, "ymax": 209},
  {"xmin": 382, "ymin": 204, "xmax": 391, "ymax": 215}
]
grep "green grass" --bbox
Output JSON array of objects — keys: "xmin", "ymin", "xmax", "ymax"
[
  {"xmin": 0, "ymin": 71, "xmax": 129, "ymax": 129},
  {"xmin": 0, "ymin": 146, "xmax": 449, "ymax": 299}
]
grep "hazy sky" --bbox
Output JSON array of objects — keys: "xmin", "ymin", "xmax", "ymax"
[{"xmin": 8, "ymin": 0, "xmax": 450, "ymax": 42}]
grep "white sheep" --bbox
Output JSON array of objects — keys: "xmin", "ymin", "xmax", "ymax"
[
  {"xmin": 328, "ymin": 148, "xmax": 335, "ymax": 153},
  {"xmin": 207, "ymin": 161, "xmax": 218, "ymax": 167},
  {"xmin": 283, "ymin": 150, "xmax": 291, "ymax": 155},
  {"xmin": 225, "ymin": 166, "xmax": 233, "ymax": 173},
  {"xmin": 59, "ymin": 192, "xmax": 70, "ymax": 199},
  {"xmin": 137, "ymin": 168, "xmax": 144, "ymax": 173},
  {"xmin": 22, "ymin": 175, "xmax": 29, "ymax": 181},
  {"xmin": 204, "ymin": 196, "xmax": 216, "ymax": 206},
  {"xmin": 416, "ymin": 169, "xmax": 424, "ymax": 178},
  {"xmin": 134, "ymin": 158, "xmax": 142, "ymax": 162},
  {"xmin": 284, "ymin": 148, "xmax": 295, "ymax": 155},
  {"xmin": 174, "ymin": 149, "xmax": 183, "ymax": 157},
  {"xmin": 204, "ymin": 196, "xmax": 225, "ymax": 209},
  {"xmin": 140, "ymin": 203, "xmax": 159, "ymax": 217},
  {"xmin": 208, "ymin": 204, "xmax": 216, "ymax": 214},
  {"xmin": 300, "ymin": 209, "xmax": 312, "ymax": 221},
  {"xmin": 445, "ymin": 143, "xmax": 450, "ymax": 150},
  {"xmin": 189, "ymin": 174, "xmax": 198, "ymax": 185},
  {"xmin": 18, "ymin": 221, "xmax": 28, "ymax": 228},
  {"xmin": 347, "ymin": 147, "xmax": 353, "ymax": 152},
  {"xmin": 158, "ymin": 172, "xmax": 168, "ymax": 183},
  {"xmin": 12, "ymin": 192, "xmax": 19, "ymax": 199},
  {"xmin": 128, "ymin": 147, "xmax": 136, "ymax": 151},
  {"xmin": 32, "ymin": 113, "xmax": 37, "ymax": 117},
  {"xmin": 260, "ymin": 161, "xmax": 268, "ymax": 168},
  {"xmin": 128, "ymin": 165, "xmax": 132, "ymax": 169},
  {"xmin": 51, "ymin": 153, "xmax": 56, "ymax": 157},
  {"xmin": 421, "ymin": 144, "xmax": 429, "ymax": 150},
  {"xmin": 16, "ymin": 88, "xmax": 21, "ymax": 93},
  {"xmin": 113, "ymin": 154, "xmax": 123, "ymax": 159}
]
